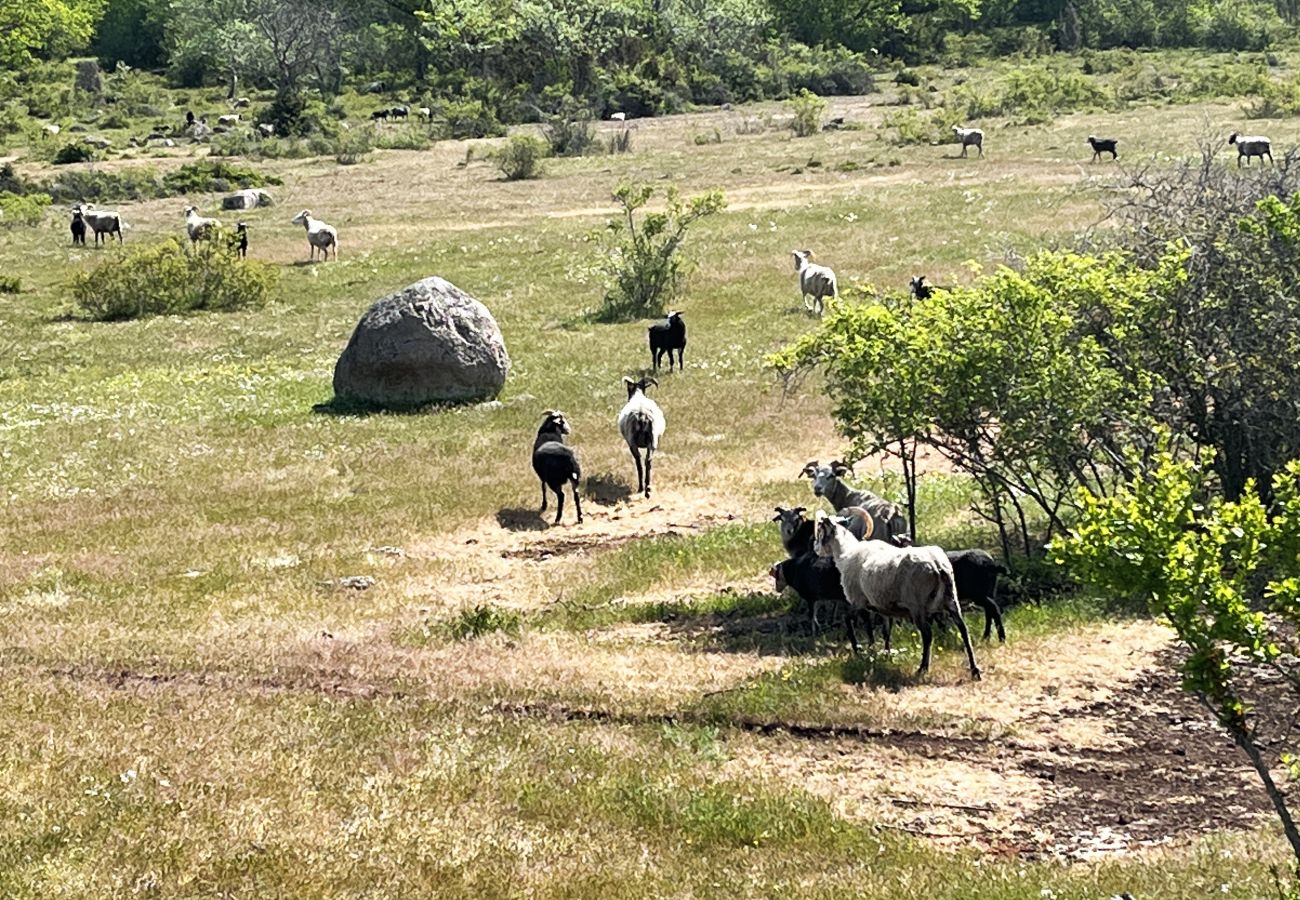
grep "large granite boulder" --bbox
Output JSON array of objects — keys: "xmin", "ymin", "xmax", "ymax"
[
  {"xmin": 333, "ymin": 277, "xmax": 509, "ymax": 408},
  {"xmin": 222, "ymin": 188, "xmax": 273, "ymax": 210}
]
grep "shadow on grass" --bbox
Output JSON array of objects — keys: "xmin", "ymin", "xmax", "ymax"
[
  {"xmin": 585, "ymin": 472, "xmax": 633, "ymax": 506},
  {"xmin": 311, "ymin": 395, "xmax": 499, "ymax": 417},
  {"xmin": 496, "ymin": 506, "xmax": 549, "ymax": 532}
]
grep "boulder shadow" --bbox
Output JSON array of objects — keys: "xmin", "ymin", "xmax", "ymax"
[
  {"xmin": 496, "ymin": 506, "xmax": 549, "ymax": 532},
  {"xmin": 585, "ymin": 473, "xmax": 633, "ymax": 506}
]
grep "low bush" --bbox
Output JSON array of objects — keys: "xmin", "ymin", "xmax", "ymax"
[
  {"xmin": 42, "ymin": 168, "xmax": 160, "ymax": 203},
  {"xmin": 0, "ymin": 192, "xmax": 52, "ymax": 226},
  {"xmin": 494, "ymin": 134, "xmax": 547, "ymax": 180},
  {"xmin": 0, "ymin": 275, "xmax": 20, "ymax": 294},
  {"xmin": 160, "ymin": 160, "xmax": 283, "ymax": 195},
  {"xmin": 447, "ymin": 604, "xmax": 522, "ymax": 640},
  {"xmin": 52, "ymin": 143, "xmax": 94, "ymax": 165},
  {"xmin": 787, "ymin": 89, "xmax": 826, "ymax": 137},
  {"xmin": 374, "ymin": 124, "xmax": 442, "ymax": 150},
  {"xmin": 332, "ymin": 127, "xmax": 374, "ymax": 165},
  {"xmin": 441, "ymin": 98, "xmax": 506, "ymax": 139},
  {"xmin": 73, "ymin": 238, "xmax": 276, "ymax": 321},
  {"xmin": 541, "ymin": 104, "xmax": 598, "ymax": 157}
]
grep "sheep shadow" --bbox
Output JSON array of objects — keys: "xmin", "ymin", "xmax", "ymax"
[
  {"xmin": 584, "ymin": 473, "xmax": 632, "ymax": 506},
  {"xmin": 496, "ymin": 506, "xmax": 549, "ymax": 532}
]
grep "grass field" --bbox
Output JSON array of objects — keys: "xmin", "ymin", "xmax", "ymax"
[{"xmin": 1, "ymin": 52, "xmax": 1298, "ymax": 896}]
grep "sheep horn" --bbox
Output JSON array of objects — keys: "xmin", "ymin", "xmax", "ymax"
[
  {"xmin": 800, "ymin": 460, "xmax": 819, "ymax": 478},
  {"xmin": 860, "ymin": 514, "xmax": 874, "ymax": 540},
  {"xmin": 793, "ymin": 506, "xmax": 807, "ymax": 515},
  {"xmin": 643, "ymin": 377, "xmax": 659, "ymax": 388}
]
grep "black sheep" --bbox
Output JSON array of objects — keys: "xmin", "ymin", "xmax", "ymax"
[
  {"xmin": 370, "ymin": 109, "xmax": 391, "ymax": 122},
  {"xmin": 771, "ymin": 552, "xmax": 890, "ymax": 649},
  {"xmin": 946, "ymin": 549, "xmax": 1007, "ymax": 642},
  {"xmin": 909, "ymin": 275, "xmax": 932, "ymax": 299},
  {"xmin": 70, "ymin": 209, "xmax": 86, "ymax": 246},
  {"xmin": 390, "ymin": 105, "xmax": 410, "ymax": 120},
  {"xmin": 531, "ymin": 410, "xmax": 582, "ymax": 525},
  {"xmin": 233, "ymin": 222, "xmax": 248, "ymax": 258},
  {"xmin": 648, "ymin": 311, "xmax": 686, "ymax": 372},
  {"xmin": 1087, "ymin": 135, "xmax": 1119, "ymax": 162}
]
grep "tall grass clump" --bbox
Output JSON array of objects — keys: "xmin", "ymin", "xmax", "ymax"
[
  {"xmin": 589, "ymin": 181, "xmax": 725, "ymax": 322},
  {"xmin": 607, "ymin": 126, "xmax": 633, "ymax": 154},
  {"xmin": 333, "ymin": 128, "xmax": 375, "ymax": 165},
  {"xmin": 787, "ymin": 89, "xmax": 827, "ymax": 137},
  {"xmin": 73, "ymin": 238, "xmax": 276, "ymax": 321},
  {"xmin": 541, "ymin": 103, "xmax": 598, "ymax": 157}
]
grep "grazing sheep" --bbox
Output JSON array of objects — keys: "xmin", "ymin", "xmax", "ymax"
[
  {"xmin": 185, "ymin": 110, "xmax": 195, "ymax": 129},
  {"xmin": 370, "ymin": 108, "xmax": 391, "ymax": 122},
  {"xmin": 617, "ymin": 376, "xmax": 665, "ymax": 498},
  {"xmin": 417, "ymin": 107, "xmax": 432, "ymax": 120},
  {"xmin": 791, "ymin": 249, "xmax": 837, "ymax": 317},
  {"xmin": 390, "ymin": 105, "xmax": 410, "ymax": 120},
  {"xmin": 771, "ymin": 552, "xmax": 890, "ymax": 645},
  {"xmin": 184, "ymin": 206, "xmax": 221, "ymax": 244},
  {"xmin": 1087, "ymin": 135, "xmax": 1118, "ymax": 162},
  {"xmin": 70, "ymin": 208, "xmax": 86, "ymax": 246},
  {"xmin": 290, "ymin": 209, "xmax": 338, "ymax": 261},
  {"xmin": 217, "ymin": 114, "xmax": 240, "ymax": 127},
  {"xmin": 814, "ymin": 511, "xmax": 981, "ymax": 679},
  {"xmin": 648, "ymin": 311, "xmax": 686, "ymax": 372},
  {"xmin": 233, "ymin": 97, "xmax": 251, "ymax": 109},
  {"xmin": 233, "ymin": 222, "xmax": 248, "ymax": 258},
  {"xmin": 532, "ymin": 410, "xmax": 583, "ymax": 525},
  {"xmin": 257, "ymin": 123, "xmax": 275, "ymax": 138},
  {"xmin": 953, "ymin": 125, "xmax": 983, "ymax": 158},
  {"xmin": 74, "ymin": 205, "xmax": 124, "ymax": 245},
  {"xmin": 1229, "ymin": 132, "xmax": 1272, "ymax": 167},
  {"xmin": 800, "ymin": 459, "xmax": 910, "ymax": 543},
  {"xmin": 946, "ymin": 549, "xmax": 1008, "ymax": 642}
]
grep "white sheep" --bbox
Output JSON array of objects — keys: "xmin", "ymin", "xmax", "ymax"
[
  {"xmin": 184, "ymin": 206, "xmax": 221, "ymax": 244},
  {"xmin": 290, "ymin": 209, "xmax": 338, "ymax": 261},
  {"xmin": 1229, "ymin": 132, "xmax": 1272, "ymax": 167},
  {"xmin": 617, "ymin": 376, "xmax": 665, "ymax": 498},
  {"xmin": 610, "ymin": 112, "xmax": 627, "ymax": 122},
  {"xmin": 791, "ymin": 249, "xmax": 837, "ymax": 317},
  {"xmin": 217, "ymin": 114, "xmax": 240, "ymax": 127},
  {"xmin": 953, "ymin": 125, "xmax": 983, "ymax": 158},
  {"xmin": 801, "ymin": 459, "xmax": 910, "ymax": 543},
  {"xmin": 257, "ymin": 123, "xmax": 275, "ymax": 138},
  {"xmin": 74, "ymin": 204, "xmax": 124, "ymax": 245},
  {"xmin": 813, "ymin": 511, "xmax": 981, "ymax": 680}
]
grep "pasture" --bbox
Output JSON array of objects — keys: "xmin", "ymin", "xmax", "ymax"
[{"xmin": 0, "ymin": 65, "xmax": 1296, "ymax": 895}]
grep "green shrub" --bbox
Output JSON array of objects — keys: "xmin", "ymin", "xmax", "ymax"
[
  {"xmin": 441, "ymin": 98, "xmax": 506, "ymax": 139},
  {"xmin": 73, "ymin": 238, "xmax": 276, "ymax": 321},
  {"xmin": 493, "ymin": 135, "xmax": 547, "ymax": 180},
  {"xmin": 881, "ymin": 107, "xmax": 948, "ymax": 146},
  {"xmin": 41, "ymin": 167, "xmax": 161, "ymax": 203},
  {"xmin": 160, "ymin": 160, "xmax": 283, "ymax": 195},
  {"xmin": 589, "ymin": 181, "xmax": 725, "ymax": 322},
  {"xmin": 540, "ymin": 104, "xmax": 598, "ymax": 157},
  {"xmin": 447, "ymin": 604, "xmax": 522, "ymax": 640},
  {"xmin": 787, "ymin": 89, "xmax": 826, "ymax": 137},
  {"xmin": 52, "ymin": 143, "xmax": 94, "ymax": 165},
  {"xmin": 332, "ymin": 127, "xmax": 374, "ymax": 165},
  {"xmin": 692, "ymin": 129, "xmax": 723, "ymax": 145},
  {"xmin": 0, "ymin": 192, "xmax": 52, "ymax": 226},
  {"xmin": 0, "ymin": 275, "xmax": 20, "ymax": 294},
  {"xmin": 374, "ymin": 124, "xmax": 442, "ymax": 150}
]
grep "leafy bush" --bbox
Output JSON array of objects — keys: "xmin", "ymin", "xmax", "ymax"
[
  {"xmin": 540, "ymin": 104, "xmax": 598, "ymax": 157},
  {"xmin": 373, "ymin": 124, "xmax": 442, "ymax": 150},
  {"xmin": 333, "ymin": 128, "xmax": 375, "ymax": 165},
  {"xmin": 52, "ymin": 143, "xmax": 94, "ymax": 165},
  {"xmin": 73, "ymin": 238, "xmax": 276, "ymax": 321},
  {"xmin": 880, "ymin": 108, "xmax": 948, "ymax": 146},
  {"xmin": 0, "ymin": 275, "xmax": 20, "ymax": 294},
  {"xmin": 447, "ymin": 604, "xmax": 522, "ymax": 640},
  {"xmin": 494, "ymin": 135, "xmax": 546, "ymax": 180},
  {"xmin": 589, "ymin": 181, "xmax": 726, "ymax": 322},
  {"xmin": 787, "ymin": 89, "xmax": 826, "ymax": 137},
  {"xmin": 42, "ymin": 168, "xmax": 161, "ymax": 203},
  {"xmin": 0, "ymin": 191, "xmax": 52, "ymax": 226},
  {"xmin": 441, "ymin": 98, "xmax": 506, "ymax": 139},
  {"xmin": 160, "ymin": 160, "xmax": 282, "ymax": 195}
]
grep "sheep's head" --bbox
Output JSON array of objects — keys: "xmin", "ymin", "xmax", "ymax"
[
  {"xmin": 666, "ymin": 311, "xmax": 682, "ymax": 323},
  {"xmin": 184, "ymin": 205, "xmax": 198, "ymax": 218},
  {"xmin": 802, "ymin": 459, "xmax": 853, "ymax": 498},
  {"xmin": 772, "ymin": 505, "xmax": 809, "ymax": 547},
  {"xmin": 791, "ymin": 249, "xmax": 812, "ymax": 271},
  {"xmin": 812, "ymin": 511, "xmax": 843, "ymax": 558},
  {"xmin": 538, "ymin": 409, "xmax": 571, "ymax": 436},
  {"xmin": 622, "ymin": 375, "xmax": 658, "ymax": 399},
  {"xmin": 909, "ymin": 275, "xmax": 927, "ymax": 295},
  {"xmin": 236, "ymin": 222, "xmax": 248, "ymax": 232},
  {"xmin": 291, "ymin": 209, "xmax": 311, "ymax": 226},
  {"xmin": 1228, "ymin": 133, "xmax": 1240, "ymax": 145}
]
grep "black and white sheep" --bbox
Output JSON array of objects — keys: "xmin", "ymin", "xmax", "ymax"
[
  {"xmin": 70, "ymin": 208, "xmax": 86, "ymax": 246},
  {"xmin": 813, "ymin": 512, "xmax": 981, "ymax": 679},
  {"xmin": 617, "ymin": 376, "xmax": 665, "ymax": 498},
  {"xmin": 184, "ymin": 205, "xmax": 221, "ymax": 244},
  {"xmin": 1087, "ymin": 135, "xmax": 1118, "ymax": 162},
  {"xmin": 648, "ymin": 311, "xmax": 686, "ymax": 372},
  {"xmin": 771, "ymin": 552, "xmax": 890, "ymax": 646},
  {"xmin": 800, "ymin": 459, "xmax": 909, "ymax": 543},
  {"xmin": 953, "ymin": 125, "xmax": 984, "ymax": 158},
  {"xmin": 909, "ymin": 275, "xmax": 932, "ymax": 299},
  {"xmin": 532, "ymin": 410, "xmax": 583, "ymax": 525},
  {"xmin": 1229, "ymin": 132, "xmax": 1272, "ymax": 167},
  {"xmin": 773, "ymin": 504, "xmax": 871, "ymax": 556},
  {"xmin": 233, "ymin": 222, "xmax": 248, "ymax": 258},
  {"xmin": 792, "ymin": 249, "xmax": 837, "ymax": 317},
  {"xmin": 74, "ymin": 205, "xmax": 124, "ymax": 245}
]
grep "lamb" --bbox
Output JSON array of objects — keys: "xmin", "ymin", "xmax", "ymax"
[
  {"xmin": 1087, "ymin": 135, "xmax": 1118, "ymax": 162},
  {"xmin": 232, "ymin": 221, "xmax": 248, "ymax": 258},
  {"xmin": 791, "ymin": 249, "xmax": 837, "ymax": 317},
  {"xmin": 800, "ymin": 459, "xmax": 910, "ymax": 543},
  {"xmin": 184, "ymin": 205, "xmax": 221, "ymax": 244},
  {"xmin": 417, "ymin": 107, "xmax": 432, "ymax": 120},
  {"xmin": 531, "ymin": 410, "xmax": 583, "ymax": 525},
  {"xmin": 1229, "ymin": 132, "xmax": 1272, "ymax": 167},
  {"xmin": 953, "ymin": 125, "xmax": 984, "ymax": 158},
  {"xmin": 771, "ymin": 552, "xmax": 889, "ymax": 646},
  {"xmin": 814, "ymin": 511, "xmax": 981, "ymax": 679},
  {"xmin": 290, "ymin": 209, "xmax": 338, "ymax": 261},
  {"xmin": 617, "ymin": 376, "xmax": 665, "ymax": 498},
  {"xmin": 370, "ymin": 109, "xmax": 391, "ymax": 122},
  {"xmin": 946, "ymin": 549, "xmax": 1008, "ymax": 642},
  {"xmin": 648, "ymin": 311, "xmax": 686, "ymax": 372},
  {"xmin": 70, "ymin": 208, "xmax": 86, "ymax": 246},
  {"xmin": 74, "ymin": 205, "xmax": 124, "ymax": 245}
]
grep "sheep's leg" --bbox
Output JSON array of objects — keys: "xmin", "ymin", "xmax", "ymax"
[
  {"xmin": 630, "ymin": 447, "xmax": 644, "ymax": 495},
  {"xmin": 953, "ymin": 610, "xmax": 982, "ymax": 680},
  {"xmin": 917, "ymin": 619, "xmax": 933, "ymax": 676},
  {"xmin": 644, "ymin": 447, "xmax": 653, "ymax": 498},
  {"xmin": 977, "ymin": 143, "xmax": 983, "ymax": 157},
  {"xmin": 539, "ymin": 480, "xmax": 548, "ymax": 513},
  {"xmin": 553, "ymin": 486, "xmax": 564, "ymax": 525},
  {"xmin": 988, "ymin": 591, "xmax": 1006, "ymax": 643},
  {"xmin": 843, "ymin": 608, "xmax": 862, "ymax": 655},
  {"xmin": 570, "ymin": 479, "xmax": 583, "ymax": 523},
  {"xmin": 882, "ymin": 616, "xmax": 892, "ymax": 651}
]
